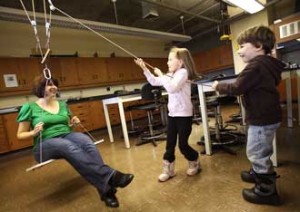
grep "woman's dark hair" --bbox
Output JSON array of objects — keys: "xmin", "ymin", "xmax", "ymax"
[
  {"xmin": 237, "ymin": 25, "xmax": 275, "ymax": 55},
  {"xmin": 32, "ymin": 75, "xmax": 59, "ymax": 98}
]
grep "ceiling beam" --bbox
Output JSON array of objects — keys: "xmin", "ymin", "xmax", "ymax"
[
  {"xmin": 167, "ymin": 2, "xmax": 220, "ymax": 32},
  {"xmin": 137, "ymin": 0, "xmax": 221, "ymax": 23}
]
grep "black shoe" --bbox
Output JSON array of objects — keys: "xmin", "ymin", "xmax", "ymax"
[
  {"xmin": 241, "ymin": 169, "xmax": 256, "ymax": 183},
  {"xmin": 242, "ymin": 188, "xmax": 281, "ymax": 206},
  {"xmin": 109, "ymin": 171, "xmax": 134, "ymax": 188},
  {"xmin": 101, "ymin": 189, "xmax": 119, "ymax": 208}
]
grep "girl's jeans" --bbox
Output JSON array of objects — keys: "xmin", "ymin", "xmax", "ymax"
[
  {"xmin": 246, "ymin": 123, "xmax": 280, "ymax": 174},
  {"xmin": 33, "ymin": 132, "xmax": 114, "ymax": 194}
]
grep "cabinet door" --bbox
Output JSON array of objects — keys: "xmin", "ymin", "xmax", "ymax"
[
  {"xmin": 17, "ymin": 58, "xmax": 41, "ymax": 90},
  {"xmin": 0, "ymin": 116, "xmax": 10, "ymax": 154},
  {"xmin": 193, "ymin": 52, "xmax": 209, "ymax": 73},
  {"xmin": 77, "ymin": 58, "xmax": 108, "ymax": 85},
  {"xmin": 3, "ymin": 113, "xmax": 33, "ymax": 151},
  {"xmin": 60, "ymin": 58, "xmax": 80, "ymax": 86},
  {"xmin": 0, "ymin": 58, "xmax": 39, "ymax": 92},
  {"xmin": 219, "ymin": 45, "xmax": 233, "ymax": 67},
  {"xmin": 89, "ymin": 100, "xmax": 106, "ymax": 130},
  {"xmin": 47, "ymin": 58, "xmax": 79, "ymax": 87},
  {"xmin": 145, "ymin": 58, "xmax": 168, "ymax": 75},
  {"xmin": 106, "ymin": 58, "xmax": 128, "ymax": 82}
]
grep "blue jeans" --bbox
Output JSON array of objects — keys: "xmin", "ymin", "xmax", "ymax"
[
  {"xmin": 246, "ymin": 123, "xmax": 280, "ymax": 174},
  {"xmin": 33, "ymin": 132, "xmax": 115, "ymax": 194}
]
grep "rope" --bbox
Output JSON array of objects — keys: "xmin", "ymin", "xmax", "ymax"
[
  {"xmin": 46, "ymin": 2, "xmax": 212, "ymax": 84},
  {"xmin": 47, "ymin": 1, "xmax": 155, "ymax": 70},
  {"xmin": 19, "ymin": 0, "xmax": 44, "ymax": 58}
]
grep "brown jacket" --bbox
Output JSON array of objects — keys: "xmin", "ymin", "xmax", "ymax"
[{"xmin": 216, "ymin": 55, "xmax": 285, "ymax": 125}]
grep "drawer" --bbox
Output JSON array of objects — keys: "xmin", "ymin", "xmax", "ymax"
[{"xmin": 69, "ymin": 103, "xmax": 90, "ymax": 111}]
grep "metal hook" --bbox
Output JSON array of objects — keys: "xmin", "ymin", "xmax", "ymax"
[{"xmin": 43, "ymin": 67, "xmax": 52, "ymax": 79}]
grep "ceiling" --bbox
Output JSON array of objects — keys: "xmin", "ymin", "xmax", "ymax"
[
  {"xmin": 0, "ymin": 0, "xmax": 295, "ymax": 42},
  {"xmin": 0, "ymin": 0, "xmax": 228, "ymax": 40}
]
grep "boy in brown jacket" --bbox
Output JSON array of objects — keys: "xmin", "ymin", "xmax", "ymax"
[{"xmin": 212, "ymin": 26, "xmax": 285, "ymax": 205}]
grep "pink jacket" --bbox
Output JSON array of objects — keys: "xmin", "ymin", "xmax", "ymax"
[{"xmin": 143, "ymin": 68, "xmax": 193, "ymax": 117}]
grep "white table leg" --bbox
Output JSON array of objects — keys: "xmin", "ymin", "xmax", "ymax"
[
  {"xmin": 286, "ymin": 71, "xmax": 293, "ymax": 127},
  {"xmin": 270, "ymin": 133, "xmax": 277, "ymax": 167},
  {"xmin": 118, "ymin": 101, "xmax": 130, "ymax": 148},
  {"xmin": 198, "ymin": 84, "xmax": 212, "ymax": 155},
  {"xmin": 103, "ymin": 101, "xmax": 114, "ymax": 142}
]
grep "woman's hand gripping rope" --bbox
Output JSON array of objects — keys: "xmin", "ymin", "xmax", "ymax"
[
  {"xmin": 32, "ymin": 122, "xmax": 44, "ymax": 137},
  {"xmin": 69, "ymin": 116, "xmax": 80, "ymax": 127}
]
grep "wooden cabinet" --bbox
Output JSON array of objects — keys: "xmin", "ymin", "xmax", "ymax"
[
  {"xmin": 193, "ymin": 45, "xmax": 233, "ymax": 73},
  {"xmin": 1, "ymin": 113, "xmax": 33, "ymax": 152},
  {"xmin": 68, "ymin": 102, "xmax": 92, "ymax": 132},
  {"xmin": 0, "ymin": 56, "xmax": 165, "ymax": 97},
  {"xmin": 0, "ymin": 58, "xmax": 40, "ymax": 93},
  {"xmin": 106, "ymin": 57, "xmax": 141, "ymax": 82},
  {"xmin": 89, "ymin": 100, "xmax": 106, "ymax": 129},
  {"xmin": 77, "ymin": 58, "xmax": 108, "ymax": 85},
  {"xmin": 68, "ymin": 100, "xmax": 106, "ymax": 132},
  {"xmin": 0, "ymin": 116, "xmax": 10, "ymax": 154},
  {"xmin": 219, "ymin": 45, "xmax": 233, "ymax": 67},
  {"xmin": 145, "ymin": 58, "xmax": 168, "ymax": 74},
  {"xmin": 47, "ymin": 58, "xmax": 80, "ymax": 87}
]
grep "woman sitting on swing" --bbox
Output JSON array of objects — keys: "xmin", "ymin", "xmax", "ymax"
[{"xmin": 17, "ymin": 75, "xmax": 134, "ymax": 208}]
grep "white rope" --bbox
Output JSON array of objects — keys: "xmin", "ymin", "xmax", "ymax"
[
  {"xmin": 47, "ymin": 0, "xmax": 158, "ymax": 70},
  {"xmin": 19, "ymin": 0, "xmax": 52, "ymax": 64}
]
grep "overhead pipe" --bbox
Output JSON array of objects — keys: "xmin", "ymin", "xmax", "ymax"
[{"xmin": 137, "ymin": 0, "xmax": 221, "ymax": 23}]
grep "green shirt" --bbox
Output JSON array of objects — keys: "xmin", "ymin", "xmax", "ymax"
[{"xmin": 17, "ymin": 100, "xmax": 72, "ymax": 149}]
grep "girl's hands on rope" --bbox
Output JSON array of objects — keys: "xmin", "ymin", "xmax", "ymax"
[
  {"xmin": 69, "ymin": 116, "xmax": 80, "ymax": 127},
  {"xmin": 134, "ymin": 58, "xmax": 162, "ymax": 76},
  {"xmin": 32, "ymin": 122, "xmax": 44, "ymax": 137},
  {"xmin": 134, "ymin": 58, "xmax": 148, "ymax": 71}
]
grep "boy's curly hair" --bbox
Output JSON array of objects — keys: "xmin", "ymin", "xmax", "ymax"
[{"xmin": 237, "ymin": 25, "xmax": 275, "ymax": 55}]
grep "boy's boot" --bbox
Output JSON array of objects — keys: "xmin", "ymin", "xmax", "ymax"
[
  {"xmin": 158, "ymin": 160, "xmax": 176, "ymax": 182},
  {"xmin": 241, "ymin": 168, "xmax": 256, "ymax": 183},
  {"xmin": 242, "ymin": 172, "xmax": 281, "ymax": 206},
  {"xmin": 187, "ymin": 159, "xmax": 201, "ymax": 176}
]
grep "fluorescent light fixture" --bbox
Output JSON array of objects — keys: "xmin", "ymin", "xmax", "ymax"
[
  {"xmin": 226, "ymin": 0, "xmax": 264, "ymax": 14},
  {"xmin": 0, "ymin": 6, "xmax": 191, "ymax": 42}
]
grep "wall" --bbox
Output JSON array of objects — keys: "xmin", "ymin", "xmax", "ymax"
[
  {"xmin": 0, "ymin": 21, "xmax": 169, "ymax": 58},
  {"xmin": 0, "ymin": 20, "xmax": 169, "ymax": 108}
]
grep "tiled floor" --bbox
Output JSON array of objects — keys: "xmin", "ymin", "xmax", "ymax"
[{"xmin": 0, "ymin": 104, "xmax": 299, "ymax": 212}]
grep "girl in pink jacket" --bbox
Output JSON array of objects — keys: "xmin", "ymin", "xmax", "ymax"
[{"xmin": 135, "ymin": 47, "xmax": 200, "ymax": 182}]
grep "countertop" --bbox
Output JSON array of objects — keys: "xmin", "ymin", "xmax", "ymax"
[{"xmin": 0, "ymin": 90, "xmax": 141, "ymax": 115}]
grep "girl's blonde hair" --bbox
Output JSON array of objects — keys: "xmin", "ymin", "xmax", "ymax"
[{"xmin": 170, "ymin": 47, "xmax": 199, "ymax": 80}]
